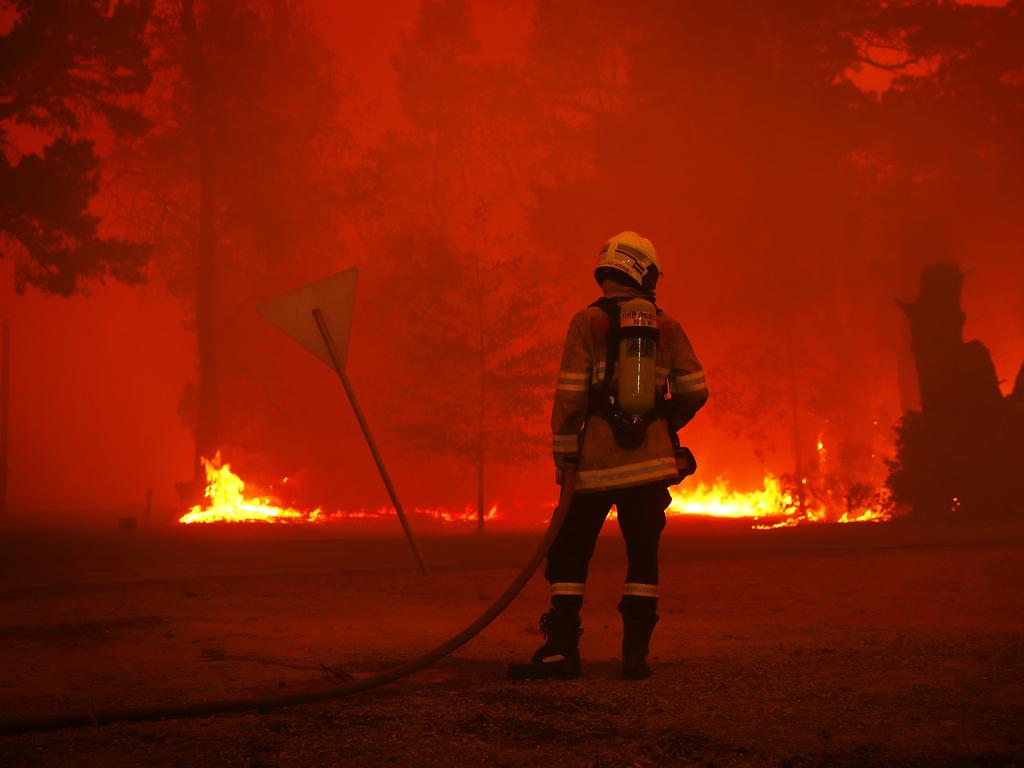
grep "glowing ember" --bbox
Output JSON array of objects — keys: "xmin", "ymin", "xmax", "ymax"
[{"xmin": 308, "ymin": 504, "xmax": 501, "ymax": 525}]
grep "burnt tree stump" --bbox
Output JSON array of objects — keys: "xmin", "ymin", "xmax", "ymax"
[{"xmin": 888, "ymin": 262, "xmax": 1023, "ymax": 518}]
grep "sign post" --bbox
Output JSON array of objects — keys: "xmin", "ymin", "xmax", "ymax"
[{"xmin": 258, "ymin": 269, "xmax": 428, "ymax": 575}]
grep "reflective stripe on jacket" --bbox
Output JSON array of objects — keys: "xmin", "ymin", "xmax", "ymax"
[{"xmin": 551, "ymin": 302, "xmax": 708, "ymax": 492}]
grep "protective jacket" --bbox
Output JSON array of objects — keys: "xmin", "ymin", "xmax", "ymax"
[{"xmin": 552, "ymin": 299, "xmax": 708, "ymax": 492}]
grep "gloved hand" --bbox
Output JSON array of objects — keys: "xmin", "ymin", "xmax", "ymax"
[
  {"xmin": 554, "ymin": 454, "xmax": 579, "ymax": 485},
  {"xmin": 674, "ymin": 446, "xmax": 697, "ymax": 480}
]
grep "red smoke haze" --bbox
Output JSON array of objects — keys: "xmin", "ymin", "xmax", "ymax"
[{"xmin": 2, "ymin": 1, "xmax": 1021, "ymax": 526}]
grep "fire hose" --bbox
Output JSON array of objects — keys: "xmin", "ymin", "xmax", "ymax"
[{"xmin": 0, "ymin": 471, "xmax": 576, "ymax": 734}]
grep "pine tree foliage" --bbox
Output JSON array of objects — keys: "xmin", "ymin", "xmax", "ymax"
[
  {"xmin": 0, "ymin": 0, "xmax": 154, "ymax": 295},
  {"xmin": 364, "ymin": 0, "xmax": 558, "ymax": 476}
]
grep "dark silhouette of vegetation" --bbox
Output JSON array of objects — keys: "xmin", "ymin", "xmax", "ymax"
[
  {"xmin": 366, "ymin": 0, "xmax": 555, "ymax": 530},
  {"xmin": 0, "ymin": 0, "xmax": 153, "ymax": 295},
  {"xmin": 109, "ymin": 0, "xmax": 347, "ymax": 492},
  {"xmin": 888, "ymin": 263, "xmax": 1024, "ymax": 518},
  {"xmin": 526, "ymin": 1, "xmax": 1024, "ymax": 492}
]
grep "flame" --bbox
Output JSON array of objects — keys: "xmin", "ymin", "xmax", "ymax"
[
  {"xmin": 178, "ymin": 454, "xmax": 311, "ymax": 524},
  {"xmin": 667, "ymin": 472, "xmax": 892, "ymax": 529},
  {"xmin": 180, "ymin": 450, "xmax": 891, "ymax": 529},
  {"xmin": 668, "ymin": 473, "xmax": 795, "ymax": 519},
  {"xmin": 178, "ymin": 454, "xmax": 502, "ymax": 525},
  {"xmin": 662, "ymin": 432, "xmax": 893, "ymax": 529}
]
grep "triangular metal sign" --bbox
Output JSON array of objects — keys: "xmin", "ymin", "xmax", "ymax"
[{"xmin": 257, "ymin": 268, "xmax": 358, "ymax": 371}]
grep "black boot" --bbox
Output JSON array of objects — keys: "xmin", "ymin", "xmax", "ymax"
[
  {"xmin": 620, "ymin": 596, "xmax": 659, "ymax": 680},
  {"xmin": 507, "ymin": 606, "xmax": 582, "ymax": 680}
]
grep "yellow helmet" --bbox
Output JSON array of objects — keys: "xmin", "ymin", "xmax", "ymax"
[{"xmin": 595, "ymin": 231, "xmax": 660, "ymax": 292}]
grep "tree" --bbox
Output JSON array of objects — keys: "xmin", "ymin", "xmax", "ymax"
[
  {"xmin": 524, "ymin": 1, "xmax": 893, "ymax": 484},
  {"xmin": 888, "ymin": 263, "xmax": 1023, "ymax": 518},
  {"xmin": 377, "ymin": 206, "xmax": 553, "ymax": 531},
  {"xmin": 0, "ymin": 0, "xmax": 153, "ymax": 295},
  {"xmin": 864, "ymin": 1, "xmax": 1024, "ymax": 517},
  {"xmin": 108, "ymin": 0, "xmax": 349, "ymax": 492},
  {"xmin": 520, "ymin": 1, "xmax": 1023, "ymax": 498},
  {"xmin": 362, "ymin": 0, "xmax": 557, "ymax": 530}
]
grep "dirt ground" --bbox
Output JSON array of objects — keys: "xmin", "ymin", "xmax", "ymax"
[{"xmin": 0, "ymin": 520, "xmax": 1021, "ymax": 767}]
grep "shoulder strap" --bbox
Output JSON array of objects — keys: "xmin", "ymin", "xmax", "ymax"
[{"xmin": 589, "ymin": 298, "xmax": 621, "ymax": 388}]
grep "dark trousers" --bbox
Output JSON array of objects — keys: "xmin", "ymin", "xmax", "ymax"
[{"xmin": 545, "ymin": 482, "xmax": 670, "ymax": 590}]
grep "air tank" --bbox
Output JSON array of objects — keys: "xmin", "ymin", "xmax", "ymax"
[{"xmin": 617, "ymin": 298, "xmax": 658, "ymax": 416}]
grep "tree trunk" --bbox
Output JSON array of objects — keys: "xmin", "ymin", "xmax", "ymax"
[
  {"xmin": 475, "ymin": 343, "xmax": 486, "ymax": 532},
  {"xmin": 889, "ymin": 261, "xmax": 1020, "ymax": 518},
  {"xmin": 476, "ymin": 450, "xmax": 485, "ymax": 534},
  {"xmin": 897, "ymin": 262, "xmax": 968, "ymax": 418},
  {"xmin": 0, "ymin": 319, "xmax": 9, "ymax": 517},
  {"xmin": 182, "ymin": 0, "xmax": 219, "ymax": 490},
  {"xmin": 785, "ymin": 328, "xmax": 805, "ymax": 511},
  {"xmin": 474, "ymin": 243, "xmax": 486, "ymax": 534}
]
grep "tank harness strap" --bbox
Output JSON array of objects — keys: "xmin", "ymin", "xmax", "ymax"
[{"xmin": 588, "ymin": 297, "xmax": 623, "ymax": 397}]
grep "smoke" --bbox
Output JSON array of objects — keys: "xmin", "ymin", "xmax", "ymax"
[{"xmin": 3, "ymin": 0, "xmax": 1021, "ymax": 525}]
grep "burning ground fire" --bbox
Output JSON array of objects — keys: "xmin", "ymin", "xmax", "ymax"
[
  {"xmin": 667, "ymin": 474, "xmax": 890, "ymax": 529},
  {"xmin": 178, "ymin": 455, "xmax": 500, "ymax": 526},
  {"xmin": 179, "ymin": 452, "xmax": 891, "ymax": 529}
]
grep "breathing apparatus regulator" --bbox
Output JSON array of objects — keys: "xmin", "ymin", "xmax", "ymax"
[{"xmin": 591, "ymin": 232, "xmax": 665, "ymax": 449}]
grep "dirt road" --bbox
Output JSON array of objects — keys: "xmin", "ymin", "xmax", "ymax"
[{"xmin": 0, "ymin": 522, "xmax": 1021, "ymax": 766}]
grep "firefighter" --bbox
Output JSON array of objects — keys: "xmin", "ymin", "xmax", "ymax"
[{"xmin": 508, "ymin": 231, "xmax": 708, "ymax": 681}]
